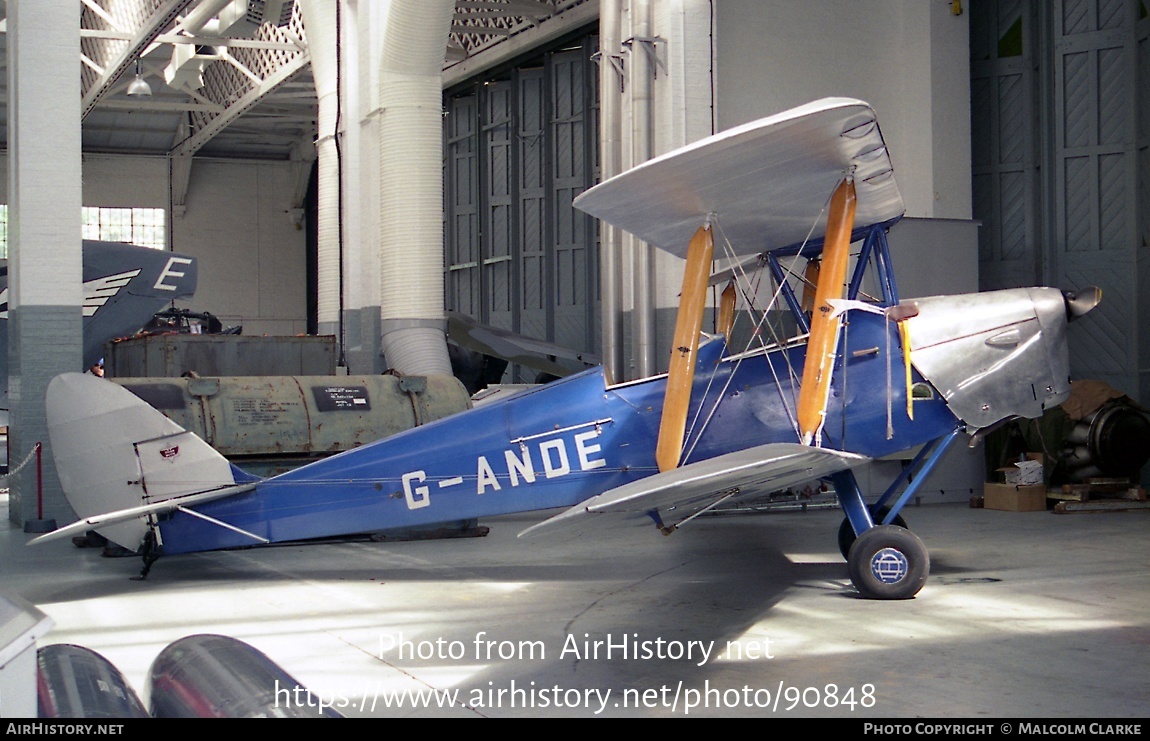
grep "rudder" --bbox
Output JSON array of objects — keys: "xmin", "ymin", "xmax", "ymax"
[{"xmin": 46, "ymin": 372, "xmax": 239, "ymax": 552}]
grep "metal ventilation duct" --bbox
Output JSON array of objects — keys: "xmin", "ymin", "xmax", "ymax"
[{"xmin": 377, "ymin": 0, "xmax": 455, "ymax": 376}]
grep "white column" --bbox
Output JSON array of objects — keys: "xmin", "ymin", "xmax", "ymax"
[
  {"xmin": 7, "ymin": 0, "xmax": 84, "ymax": 524},
  {"xmin": 297, "ymin": 0, "xmax": 342, "ymax": 342}
]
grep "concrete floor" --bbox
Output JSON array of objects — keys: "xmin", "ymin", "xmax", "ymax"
[{"xmin": 3, "ymin": 496, "xmax": 1148, "ymax": 718}]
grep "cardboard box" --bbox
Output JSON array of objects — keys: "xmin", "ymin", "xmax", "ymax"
[{"xmin": 983, "ymin": 483, "xmax": 1048, "ymax": 512}]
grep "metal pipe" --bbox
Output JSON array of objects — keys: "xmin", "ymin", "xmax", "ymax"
[
  {"xmin": 297, "ymin": 1, "xmax": 341, "ymax": 336},
  {"xmin": 36, "ymin": 442, "xmax": 43, "ymax": 519},
  {"xmin": 630, "ymin": 0, "xmax": 656, "ymax": 377},
  {"xmin": 598, "ymin": 0, "xmax": 625, "ymax": 381},
  {"xmin": 378, "ymin": 0, "xmax": 455, "ymax": 376}
]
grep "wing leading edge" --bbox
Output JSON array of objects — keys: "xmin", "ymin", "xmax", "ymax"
[{"xmin": 519, "ymin": 443, "xmax": 870, "ymax": 539}]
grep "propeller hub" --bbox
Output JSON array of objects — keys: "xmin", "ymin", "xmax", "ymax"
[{"xmin": 1063, "ymin": 286, "xmax": 1101, "ymax": 321}]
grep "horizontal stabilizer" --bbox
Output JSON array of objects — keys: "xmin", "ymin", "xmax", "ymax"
[
  {"xmin": 519, "ymin": 443, "xmax": 869, "ymax": 539},
  {"xmin": 42, "ymin": 373, "xmax": 246, "ymax": 552},
  {"xmin": 27, "ymin": 483, "xmax": 256, "ymax": 546}
]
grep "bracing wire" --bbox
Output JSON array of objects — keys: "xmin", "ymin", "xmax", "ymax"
[{"xmin": 679, "ymin": 184, "xmax": 841, "ymax": 460}]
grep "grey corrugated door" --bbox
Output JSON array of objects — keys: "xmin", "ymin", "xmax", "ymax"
[
  {"xmin": 550, "ymin": 46, "xmax": 595, "ymax": 358},
  {"xmin": 972, "ymin": 0, "xmax": 1145, "ymax": 393},
  {"xmin": 971, "ymin": 0, "xmax": 1041, "ymax": 291},
  {"xmin": 519, "ymin": 65, "xmax": 549, "ymax": 354},
  {"xmin": 443, "ymin": 32, "xmax": 600, "ymax": 383},
  {"xmin": 1052, "ymin": 0, "xmax": 1140, "ymax": 388},
  {"xmin": 484, "ymin": 79, "xmax": 516, "ymax": 335},
  {"xmin": 1140, "ymin": 3, "xmax": 1150, "ymax": 395},
  {"xmin": 445, "ymin": 92, "xmax": 481, "ymax": 318}
]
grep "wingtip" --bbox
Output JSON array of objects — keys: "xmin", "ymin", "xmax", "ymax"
[
  {"xmin": 516, "ymin": 520, "xmax": 550, "ymax": 540},
  {"xmin": 26, "ymin": 524, "xmax": 76, "ymax": 546},
  {"xmin": 517, "ymin": 505, "xmax": 588, "ymax": 540}
]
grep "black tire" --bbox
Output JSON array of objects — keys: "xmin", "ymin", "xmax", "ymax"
[
  {"xmin": 847, "ymin": 524, "xmax": 929, "ymax": 600},
  {"xmin": 837, "ymin": 506, "xmax": 908, "ymax": 560}
]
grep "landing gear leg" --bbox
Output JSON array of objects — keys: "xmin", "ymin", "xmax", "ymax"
[
  {"xmin": 847, "ymin": 524, "xmax": 929, "ymax": 600},
  {"xmin": 131, "ymin": 530, "xmax": 160, "ymax": 581},
  {"xmin": 838, "ymin": 505, "xmax": 907, "ymax": 559}
]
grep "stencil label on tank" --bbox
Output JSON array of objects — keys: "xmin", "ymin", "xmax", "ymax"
[
  {"xmin": 230, "ymin": 398, "xmax": 299, "ymax": 426},
  {"xmin": 312, "ymin": 386, "xmax": 371, "ymax": 412}
]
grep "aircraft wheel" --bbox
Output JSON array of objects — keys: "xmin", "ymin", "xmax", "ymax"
[
  {"xmin": 837, "ymin": 506, "xmax": 908, "ymax": 560},
  {"xmin": 847, "ymin": 525, "xmax": 928, "ymax": 600}
]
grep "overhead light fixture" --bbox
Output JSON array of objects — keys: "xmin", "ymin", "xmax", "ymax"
[{"xmin": 127, "ymin": 58, "xmax": 152, "ymax": 97}]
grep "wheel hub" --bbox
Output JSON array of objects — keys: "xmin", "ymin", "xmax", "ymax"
[{"xmin": 870, "ymin": 547, "xmax": 909, "ymax": 584}]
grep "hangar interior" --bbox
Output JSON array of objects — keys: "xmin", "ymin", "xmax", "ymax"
[{"xmin": 0, "ymin": 0, "xmax": 1147, "ymax": 719}]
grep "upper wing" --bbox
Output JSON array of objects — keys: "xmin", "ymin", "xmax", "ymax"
[
  {"xmin": 519, "ymin": 443, "xmax": 869, "ymax": 539},
  {"xmin": 572, "ymin": 98, "xmax": 903, "ymax": 257}
]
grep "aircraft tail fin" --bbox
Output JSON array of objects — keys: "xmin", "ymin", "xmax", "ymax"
[{"xmin": 41, "ymin": 373, "xmax": 250, "ymax": 552}]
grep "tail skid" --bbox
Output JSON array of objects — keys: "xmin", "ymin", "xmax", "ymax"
[{"xmin": 37, "ymin": 373, "xmax": 252, "ymax": 553}]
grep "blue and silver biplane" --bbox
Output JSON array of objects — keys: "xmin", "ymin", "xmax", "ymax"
[{"xmin": 32, "ymin": 99, "xmax": 1097, "ymax": 599}]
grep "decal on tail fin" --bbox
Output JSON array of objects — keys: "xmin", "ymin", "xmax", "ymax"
[{"xmin": 44, "ymin": 373, "xmax": 243, "ymax": 552}]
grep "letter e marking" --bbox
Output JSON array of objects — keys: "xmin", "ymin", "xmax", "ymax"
[{"xmin": 155, "ymin": 256, "xmax": 193, "ymax": 291}]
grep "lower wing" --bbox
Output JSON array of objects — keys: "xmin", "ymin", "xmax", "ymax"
[{"xmin": 518, "ymin": 443, "xmax": 870, "ymax": 539}]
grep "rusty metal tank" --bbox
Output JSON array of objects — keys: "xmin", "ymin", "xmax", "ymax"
[{"xmin": 113, "ymin": 374, "xmax": 470, "ymax": 475}]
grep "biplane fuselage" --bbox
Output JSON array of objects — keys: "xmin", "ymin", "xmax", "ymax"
[
  {"xmin": 156, "ymin": 309, "xmax": 963, "ymax": 554},
  {"xmin": 35, "ymin": 98, "xmax": 1094, "ymax": 599}
]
